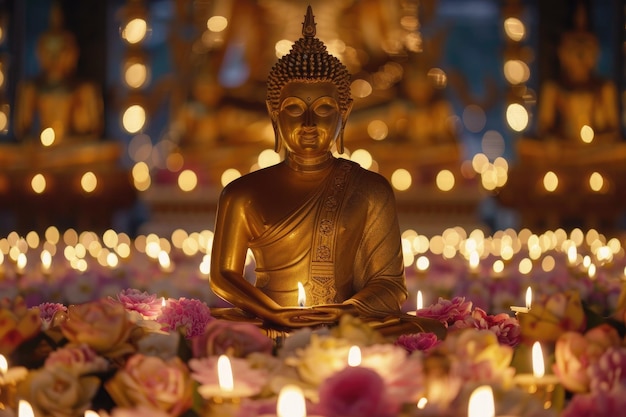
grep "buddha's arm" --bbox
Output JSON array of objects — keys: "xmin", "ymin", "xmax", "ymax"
[
  {"xmin": 349, "ymin": 177, "xmax": 408, "ymax": 317},
  {"xmin": 210, "ymin": 187, "xmax": 283, "ymax": 318}
]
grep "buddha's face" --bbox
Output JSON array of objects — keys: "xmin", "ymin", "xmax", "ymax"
[{"xmin": 276, "ymin": 81, "xmax": 343, "ymax": 156}]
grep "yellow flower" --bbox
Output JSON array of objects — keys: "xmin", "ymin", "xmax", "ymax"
[
  {"xmin": 17, "ymin": 366, "xmax": 100, "ymax": 417},
  {"xmin": 0, "ymin": 296, "xmax": 41, "ymax": 356},
  {"xmin": 105, "ymin": 354, "xmax": 193, "ymax": 417},
  {"xmin": 61, "ymin": 299, "xmax": 135, "ymax": 359},
  {"xmin": 518, "ymin": 290, "xmax": 586, "ymax": 343},
  {"xmin": 285, "ymin": 334, "xmax": 352, "ymax": 386}
]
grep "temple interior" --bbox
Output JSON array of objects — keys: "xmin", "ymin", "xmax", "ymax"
[{"xmin": 0, "ymin": 0, "xmax": 624, "ymax": 239}]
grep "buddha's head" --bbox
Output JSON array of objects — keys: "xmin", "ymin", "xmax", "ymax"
[{"xmin": 267, "ymin": 6, "xmax": 352, "ymax": 155}]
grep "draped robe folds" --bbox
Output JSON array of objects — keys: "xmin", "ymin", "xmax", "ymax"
[{"xmin": 249, "ymin": 158, "xmax": 408, "ymax": 318}]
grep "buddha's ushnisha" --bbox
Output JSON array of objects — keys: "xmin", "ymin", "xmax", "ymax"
[{"xmin": 210, "ymin": 6, "xmax": 444, "ymax": 338}]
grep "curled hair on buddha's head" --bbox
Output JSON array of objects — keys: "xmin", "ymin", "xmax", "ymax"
[{"xmin": 266, "ymin": 5, "xmax": 352, "ymax": 114}]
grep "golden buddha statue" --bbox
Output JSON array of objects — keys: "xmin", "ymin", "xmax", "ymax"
[
  {"xmin": 14, "ymin": 1, "xmax": 103, "ymax": 142},
  {"xmin": 210, "ymin": 6, "xmax": 444, "ymax": 339}
]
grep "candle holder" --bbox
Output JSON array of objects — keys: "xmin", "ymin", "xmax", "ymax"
[
  {"xmin": 202, "ymin": 396, "xmax": 241, "ymax": 417},
  {"xmin": 513, "ymin": 373, "xmax": 563, "ymax": 411}
]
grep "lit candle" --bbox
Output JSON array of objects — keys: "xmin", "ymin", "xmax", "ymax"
[
  {"xmin": 0, "ymin": 354, "xmax": 28, "ymax": 410},
  {"xmin": 510, "ymin": 286, "xmax": 532, "ymax": 314},
  {"xmin": 348, "ymin": 345, "xmax": 361, "ymax": 367},
  {"xmin": 0, "ymin": 252, "xmax": 5, "ymax": 280},
  {"xmin": 297, "ymin": 282, "xmax": 306, "ymax": 308},
  {"xmin": 41, "ymin": 249, "xmax": 52, "ymax": 276},
  {"xmin": 84, "ymin": 411, "xmax": 99, "ymax": 417},
  {"xmin": 513, "ymin": 341, "xmax": 561, "ymax": 410},
  {"xmin": 416, "ymin": 290, "xmax": 423, "ymax": 310},
  {"xmin": 16, "ymin": 253, "xmax": 27, "ymax": 276},
  {"xmin": 218, "ymin": 355, "xmax": 234, "ymax": 394},
  {"xmin": 18, "ymin": 400, "xmax": 34, "ymax": 417},
  {"xmin": 158, "ymin": 250, "xmax": 173, "ymax": 272},
  {"xmin": 468, "ymin": 385, "xmax": 495, "ymax": 417},
  {"xmin": 277, "ymin": 385, "xmax": 306, "ymax": 417}
]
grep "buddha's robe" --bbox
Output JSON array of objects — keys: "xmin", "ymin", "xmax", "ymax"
[{"xmin": 249, "ymin": 158, "xmax": 407, "ymax": 318}]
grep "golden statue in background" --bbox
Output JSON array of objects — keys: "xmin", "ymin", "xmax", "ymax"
[
  {"xmin": 210, "ymin": 6, "xmax": 444, "ymax": 338},
  {"xmin": 14, "ymin": 1, "xmax": 103, "ymax": 142}
]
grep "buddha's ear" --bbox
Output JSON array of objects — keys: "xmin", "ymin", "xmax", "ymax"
[
  {"xmin": 338, "ymin": 99, "xmax": 353, "ymax": 155},
  {"xmin": 266, "ymin": 100, "xmax": 281, "ymax": 153}
]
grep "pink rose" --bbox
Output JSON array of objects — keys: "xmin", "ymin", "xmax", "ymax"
[
  {"xmin": 44, "ymin": 344, "xmax": 109, "ymax": 375},
  {"xmin": 112, "ymin": 289, "xmax": 163, "ymax": 320},
  {"xmin": 452, "ymin": 308, "xmax": 521, "ymax": 347},
  {"xmin": 589, "ymin": 347, "xmax": 626, "ymax": 392},
  {"xmin": 395, "ymin": 332, "xmax": 441, "ymax": 353},
  {"xmin": 416, "ymin": 296, "xmax": 473, "ymax": 327},
  {"xmin": 553, "ymin": 325, "xmax": 622, "ymax": 393},
  {"xmin": 61, "ymin": 299, "xmax": 135, "ymax": 358},
  {"xmin": 191, "ymin": 319, "xmax": 273, "ymax": 358},
  {"xmin": 318, "ymin": 366, "xmax": 398, "ymax": 417},
  {"xmin": 105, "ymin": 354, "xmax": 193, "ymax": 417}
]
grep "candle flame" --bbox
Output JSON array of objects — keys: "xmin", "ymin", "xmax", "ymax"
[
  {"xmin": 161, "ymin": 297, "xmax": 166, "ymax": 307},
  {"xmin": 19, "ymin": 400, "xmax": 34, "ymax": 417},
  {"xmin": 416, "ymin": 290, "xmax": 423, "ymax": 310},
  {"xmin": 532, "ymin": 341, "xmax": 545, "ymax": 378},
  {"xmin": 0, "ymin": 354, "xmax": 7, "ymax": 374},
  {"xmin": 297, "ymin": 281, "xmax": 306, "ymax": 307},
  {"xmin": 41, "ymin": 250, "xmax": 52, "ymax": 270},
  {"xmin": 17, "ymin": 253, "xmax": 27, "ymax": 271},
  {"xmin": 416, "ymin": 397, "xmax": 428, "ymax": 409},
  {"xmin": 217, "ymin": 355, "xmax": 234, "ymax": 392},
  {"xmin": 468, "ymin": 385, "xmax": 495, "ymax": 417},
  {"xmin": 84, "ymin": 411, "xmax": 100, "ymax": 417},
  {"xmin": 348, "ymin": 345, "xmax": 361, "ymax": 367},
  {"xmin": 158, "ymin": 250, "xmax": 171, "ymax": 270},
  {"xmin": 525, "ymin": 286, "xmax": 532, "ymax": 309},
  {"xmin": 567, "ymin": 245, "xmax": 577, "ymax": 264},
  {"xmin": 469, "ymin": 251, "xmax": 480, "ymax": 269},
  {"xmin": 277, "ymin": 384, "xmax": 306, "ymax": 417}
]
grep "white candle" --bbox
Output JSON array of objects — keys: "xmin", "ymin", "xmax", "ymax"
[
  {"xmin": 217, "ymin": 355, "xmax": 234, "ymax": 394},
  {"xmin": 513, "ymin": 341, "xmax": 561, "ymax": 409},
  {"xmin": 18, "ymin": 400, "xmax": 34, "ymax": 417},
  {"xmin": 468, "ymin": 385, "xmax": 495, "ymax": 417},
  {"xmin": 348, "ymin": 345, "xmax": 361, "ymax": 367},
  {"xmin": 277, "ymin": 385, "xmax": 306, "ymax": 417}
]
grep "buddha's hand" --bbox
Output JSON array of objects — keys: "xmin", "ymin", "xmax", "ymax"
[
  {"xmin": 269, "ymin": 307, "xmax": 340, "ymax": 328},
  {"xmin": 310, "ymin": 303, "xmax": 357, "ymax": 321}
]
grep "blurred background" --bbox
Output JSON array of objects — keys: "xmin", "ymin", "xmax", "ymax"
[{"xmin": 0, "ymin": 0, "xmax": 624, "ymax": 238}]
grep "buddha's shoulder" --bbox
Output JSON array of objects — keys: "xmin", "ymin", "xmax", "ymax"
[{"xmin": 218, "ymin": 165, "xmax": 281, "ymax": 197}]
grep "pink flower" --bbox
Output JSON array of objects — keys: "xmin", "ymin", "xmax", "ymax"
[
  {"xmin": 452, "ymin": 308, "xmax": 521, "ymax": 347},
  {"xmin": 191, "ymin": 319, "xmax": 273, "ymax": 358},
  {"xmin": 156, "ymin": 297, "xmax": 214, "ymax": 339},
  {"xmin": 112, "ymin": 289, "xmax": 163, "ymax": 320},
  {"xmin": 561, "ymin": 389, "xmax": 626, "ymax": 417},
  {"xmin": 61, "ymin": 299, "xmax": 135, "ymax": 358},
  {"xmin": 553, "ymin": 325, "xmax": 621, "ymax": 393},
  {"xmin": 395, "ymin": 332, "xmax": 441, "ymax": 353},
  {"xmin": 35, "ymin": 302, "xmax": 67, "ymax": 329},
  {"xmin": 318, "ymin": 366, "xmax": 398, "ymax": 417},
  {"xmin": 44, "ymin": 344, "xmax": 109, "ymax": 375},
  {"xmin": 589, "ymin": 347, "xmax": 626, "ymax": 392},
  {"xmin": 104, "ymin": 406, "xmax": 171, "ymax": 417},
  {"xmin": 105, "ymin": 354, "xmax": 193, "ymax": 417},
  {"xmin": 415, "ymin": 297, "xmax": 473, "ymax": 327}
]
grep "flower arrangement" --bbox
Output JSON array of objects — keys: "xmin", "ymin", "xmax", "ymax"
[{"xmin": 0, "ymin": 226, "xmax": 625, "ymax": 416}]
